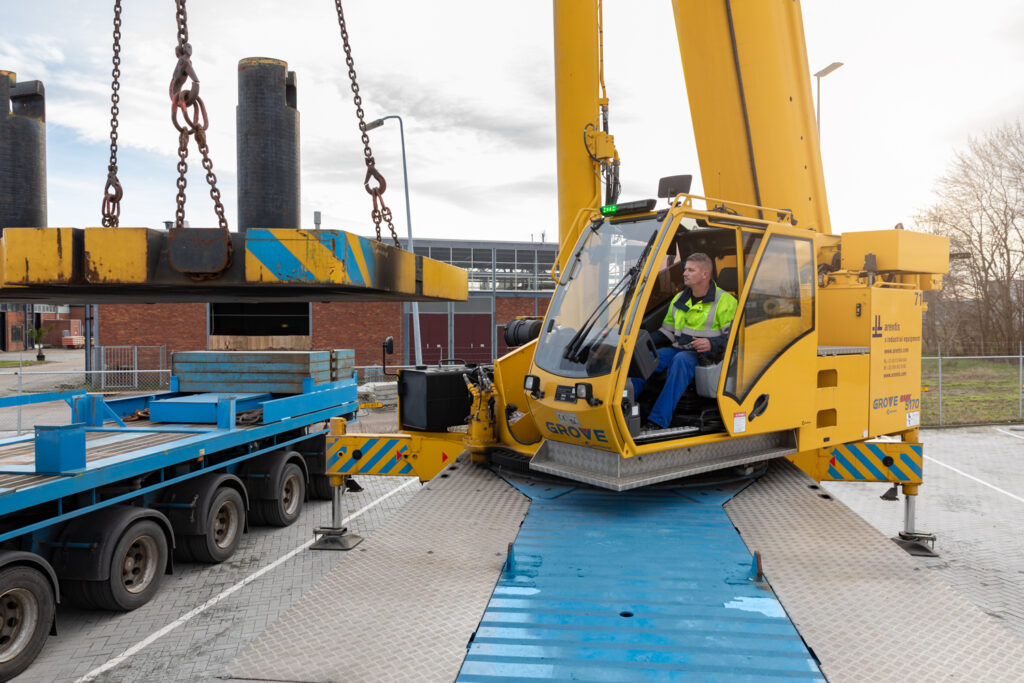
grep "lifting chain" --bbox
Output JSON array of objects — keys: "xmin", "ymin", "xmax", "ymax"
[
  {"xmin": 101, "ymin": 0, "xmax": 123, "ymax": 227},
  {"xmin": 333, "ymin": 0, "xmax": 401, "ymax": 248},
  {"xmin": 168, "ymin": 0, "xmax": 229, "ymax": 238}
]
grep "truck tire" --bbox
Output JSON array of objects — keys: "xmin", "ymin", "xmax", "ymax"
[
  {"xmin": 0, "ymin": 566, "xmax": 54, "ymax": 682},
  {"xmin": 309, "ymin": 473, "xmax": 333, "ymax": 500},
  {"xmin": 258, "ymin": 462, "xmax": 305, "ymax": 527},
  {"xmin": 83, "ymin": 520, "xmax": 169, "ymax": 611},
  {"xmin": 184, "ymin": 487, "xmax": 245, "ymax": 564}
]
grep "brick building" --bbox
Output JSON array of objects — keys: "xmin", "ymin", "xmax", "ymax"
[
  {"xmin": 95, "ymin": 237, "xmax": 557, "ymax": 369},
  {"xmin": 0, "ymin": 304, "xmax": 82, "ymax": 352}
]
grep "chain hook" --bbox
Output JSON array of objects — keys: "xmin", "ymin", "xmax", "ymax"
[
  {"xmin": 364, "ymin": 164, "xmax": 387, "ymax": 196},
  {"xmin": 334, "ymin": 0, "xmax": 402, "ymax": 247},
  {"xmin": 100, "ymin": 0, "xmax": 124, "ymax": 228}
]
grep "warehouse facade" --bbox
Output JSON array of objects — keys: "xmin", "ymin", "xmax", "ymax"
[{"xmin": 96, "ymin": 237, "xmax": 556, "ymax": 369}]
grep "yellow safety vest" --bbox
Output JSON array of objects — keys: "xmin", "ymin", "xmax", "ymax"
[{"xmin": 660, "ymin": 284, "xmax": 737, "ymax": 341}]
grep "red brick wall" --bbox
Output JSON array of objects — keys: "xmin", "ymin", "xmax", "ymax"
[
  {"xmin": 4, "ymin": 312, "xmax": 26, "ymax": 351},
  {"xmin": 496, "ymin": 296, "xmax": 549, "ymax": 324},
  {"xmin": 312, "ymin": 301, "xmax": 404, "ymax": 366},
  {"xmin": 98, "ymin": 303, "xmax": 207, "ymax": 353}
]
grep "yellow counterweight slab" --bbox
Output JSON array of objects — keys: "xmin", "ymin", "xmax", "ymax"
[{"xmin": 0, "ymin": 226, "xmax": 467, "ymax": 303}]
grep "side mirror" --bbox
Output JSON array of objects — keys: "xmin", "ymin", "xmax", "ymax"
[{"xmin": 383, "ymin": 336, "xmax": 394, "ymax": 355}]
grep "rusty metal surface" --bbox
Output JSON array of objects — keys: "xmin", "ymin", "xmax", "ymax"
[
  {"xmin": 0, "ymin": 228, "xmax": 468, "ymax": 303},
  {"xmin": 167, "ymin": 227, "xmax": 232, "ymax": 275}
]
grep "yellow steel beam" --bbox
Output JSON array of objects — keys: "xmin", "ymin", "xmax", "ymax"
[
  {"xmin": 326, "ymin": 417, "xmax": 463, "ymax": 482},
  {"xmin": 0, "ymin": 227, "xmax": 467, "ymax": 303},
  {"xmin": 672, "ymin": 0, "xmax": 831, "ymax": 233}
]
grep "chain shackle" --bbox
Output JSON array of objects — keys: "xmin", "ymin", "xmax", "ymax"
[
  {"xmin": 166, "ymin": 0, "xmax": 228, "ymax": 235},
  {"xmin": 334, "ymin": 0, "xmax": 401, "ymax": 247}
]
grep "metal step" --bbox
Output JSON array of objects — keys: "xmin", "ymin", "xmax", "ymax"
[
  {"xmin": 633, "ymin": 424, "xmax": 701, "ymax": 443},
  {"xmin": 530, "ymin": 431, "xmax": 797, "ymax": 491}
]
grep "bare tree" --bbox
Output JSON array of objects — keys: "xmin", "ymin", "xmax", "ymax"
[{"xmin": 916, "ymin": 120, "xmax": 1024, "ymax": 354}]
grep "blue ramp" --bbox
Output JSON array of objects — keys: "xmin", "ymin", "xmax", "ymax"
[{"xmin": 458, "ymin": 475, "xmax": 823, "ymax": 682}]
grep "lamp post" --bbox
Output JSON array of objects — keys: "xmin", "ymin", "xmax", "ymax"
[
  {"xmin": 813, "ymin": 61, "xmax": 844, "ymax": 138},
  {"xmin": 364, "ymin": 115, "xmax": 422, "ymax": 366}
]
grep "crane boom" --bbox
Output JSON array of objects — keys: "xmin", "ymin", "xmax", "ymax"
[{"xmin": 672, "ymin": 0, "xmax": 831, "ymax": 233}]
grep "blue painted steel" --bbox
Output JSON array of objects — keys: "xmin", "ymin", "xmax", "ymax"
[
  {"xmin": 148, "ymin": 392, "xmax": 270, "ymax": 423},
  {"xmin": 0, "ymin": 387, "xmax": 350, "ymax": 519},
  {"xmin": 71, "ymin": 394, "xmax": 126, "ymax": 428},
  {"xmin": 0, "ymin": 389, "xmax": 84, "ymax": 409},
  {"xmin": 0, "ymin": 425, "xmax": 328, "ymax": 544},
  {"xmin": 34, "ymin": 424, "xmax": 86, "ymax": 474},
  {"xmin": 458, "ymin": 477, "xmax": 824, "ymax": 682},
  {"xmin": 260, "ymin": 377, "xmax": 357, "ymax": 423}
]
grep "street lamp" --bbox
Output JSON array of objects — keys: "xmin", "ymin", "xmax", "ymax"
[
  {"xmin": 364, "ymin": 115, "xmax": 422, "ymax": 366},
  {"xmin": 813, "ymin": 61, "xmax": 843, "ymax": 138}
]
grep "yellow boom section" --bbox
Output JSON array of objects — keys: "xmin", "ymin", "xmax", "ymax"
[{"xmin": 672, "ymin": 0, "xmax": 831, "ymax": 233}]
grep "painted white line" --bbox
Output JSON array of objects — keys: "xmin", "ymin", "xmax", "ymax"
[
  {"xmin": 76, "ymin": 478, "xmax": 418, "ymax": 683},
  {"xmin": 924, "ymin": 455, "xmax": 1024, "ymax": 505},
  {"xmin": 994, "ymin": 427, "xmax": 1024, "ymax": 441}
]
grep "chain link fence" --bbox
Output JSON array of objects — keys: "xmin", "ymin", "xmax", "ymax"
[
  {"xmin": 922, "ymin": 344, "xmax": 1024, "ymax": 426},
  {"xmin": 2, "ymin": 349, "xmax": 1019, "ymax": 435}
]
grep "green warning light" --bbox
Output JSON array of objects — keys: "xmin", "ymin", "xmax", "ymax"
[{"xmin": 599, "ymin": 199, "xmax": 656, "ymax": 218}]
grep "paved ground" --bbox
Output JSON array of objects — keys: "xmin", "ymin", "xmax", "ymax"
[
  {"xmin": 13, "ymin": 416, "xmax": 1024, "ymax": 681},
  {"xmin": 15, "ymin": 409, "xmax": 409, "ymax": 683},
  {"xmin": 823, "ymin": 425, "xmax": 1024, "ymax": 643}
]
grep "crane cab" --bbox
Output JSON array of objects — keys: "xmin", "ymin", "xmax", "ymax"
[{"xmin": 522, "ymin": 195, "xmax": 816, "ymax": 490}]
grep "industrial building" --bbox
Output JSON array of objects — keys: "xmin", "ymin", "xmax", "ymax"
[{"xmin": 95, "ymin": 237, "xmax": 556, "ymax": 368}]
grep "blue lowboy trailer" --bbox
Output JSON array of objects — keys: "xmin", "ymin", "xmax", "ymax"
[{"xmin": 0, "ymin": 351, "xmax": 358, "ymax": 681}]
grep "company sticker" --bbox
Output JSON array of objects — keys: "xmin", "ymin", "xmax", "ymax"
[
  {"xmin": 906, "ymin": 411, "xmax": 920, "ymax": 427},
  {"xmin": 556, "ymin": 411, "xmax": 582, "ymax": 428}
]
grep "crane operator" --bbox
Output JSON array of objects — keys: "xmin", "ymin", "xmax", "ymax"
[{"xmin": 631, "ymin": 253, "xmax": 737, "ymax": 429}]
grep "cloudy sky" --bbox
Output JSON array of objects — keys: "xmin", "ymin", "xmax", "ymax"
[{"xmin": 3, "ymin": 1, "xmax": 1023, "ymax": 244}]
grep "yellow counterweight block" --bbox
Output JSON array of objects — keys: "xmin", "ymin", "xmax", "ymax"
[
  {"xmin": 326, "ymin": 418, "xmax": 464, "ymax": 482},
  {"xmin": 790, "ymin": 439, "xmax": 923, "ymax": 485}
]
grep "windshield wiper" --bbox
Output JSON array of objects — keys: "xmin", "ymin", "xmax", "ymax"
[
  {"xmin": 615, "ymin": 231, "xmax": 659, "ymax": 331},
  {"xmin": 561, "ymin": 273, "xmax": 633, "ymax": 363}
]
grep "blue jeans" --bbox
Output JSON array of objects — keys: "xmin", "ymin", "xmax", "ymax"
[{"xmin": 631, "ymin": 346, "xmax": 699, "ymax": 429}]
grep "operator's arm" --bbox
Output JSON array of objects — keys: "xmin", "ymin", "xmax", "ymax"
[
  {"xmin": 708, "ymin": 291, "xmax": 739, "ymax": 357},
  {"xmin": 660, "ymin": 292, "xmax": 683, "ymax": 344}
]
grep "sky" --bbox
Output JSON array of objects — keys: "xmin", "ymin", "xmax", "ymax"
[{"xmin": 3, "ymin": 1, "xmax": 1024, "ymax": 245}]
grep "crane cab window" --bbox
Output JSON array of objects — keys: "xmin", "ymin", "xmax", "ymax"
[{"xmin": 724, "ymin": 235, "xmax": 814, "ymax": 403}]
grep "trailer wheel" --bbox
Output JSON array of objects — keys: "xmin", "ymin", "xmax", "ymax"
[
  {"xmin": 184, "ymin": 487, "xmax": 245, "ymax": 564},
  {"xmin": 0, "ymin": 566, "xmax": 54, "ymax": 681},
  {"xmin": 259, "ymin": 462, "xmax": 305, "ymax": 527},
  {"xmin": 87, "ymin": 520, "xmax": 168, "ymax": 611}
]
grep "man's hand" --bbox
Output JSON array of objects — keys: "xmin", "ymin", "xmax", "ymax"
[{"xmin": 691, "ymin": 337, "xmax": 711, "ymax": 353}]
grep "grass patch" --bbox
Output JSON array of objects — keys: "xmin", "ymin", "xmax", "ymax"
[
  {"xmin": 921, "ymin": 357, "xmax": 1022, "ymax": 425},
  {"xmin": 0, "ymin": 360, "xmax": 48, "ymax": 368}
]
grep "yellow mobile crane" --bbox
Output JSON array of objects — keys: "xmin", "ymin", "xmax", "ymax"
[{"xmin": 327, "ymin": 0, "xmax": 948, "ymax": 551}]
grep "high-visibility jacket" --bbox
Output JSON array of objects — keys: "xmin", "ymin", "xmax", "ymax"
[{"xmin": 660, "ymin": 283, "xmax": 737, "ymax": 355}]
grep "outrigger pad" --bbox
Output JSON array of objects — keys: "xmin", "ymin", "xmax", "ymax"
[{"xmin": 311, "ymin": 527, "xmax": 363, "ymax": 551}]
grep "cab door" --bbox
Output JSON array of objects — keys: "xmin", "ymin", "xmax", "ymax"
[{"xmin": 717, "ymin": 225, "xmax": 817, "ymax": 436}]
